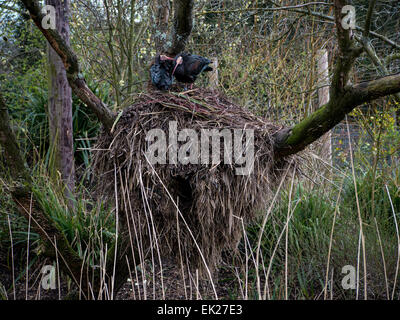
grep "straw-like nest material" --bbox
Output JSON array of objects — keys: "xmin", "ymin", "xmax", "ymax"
[{"xmin": 92, "ymin": 88, "xmax": 295, "ymax": 274}]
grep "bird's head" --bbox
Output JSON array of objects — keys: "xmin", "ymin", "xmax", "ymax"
[{"xmin": 175, "ymin": 56, "xmax": 183, "ymax": 65}]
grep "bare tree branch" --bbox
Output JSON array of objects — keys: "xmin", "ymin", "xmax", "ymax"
[
  {"xmin": 293, "ymin": 5, "xmax": 400, "ymax": 50},
  {"xmin": 274, "ymin": 72, "xmax": 400, "ymax": 157},
  {"xmin": 273, "ymin": 1, "xmax": 400, "ymax": 157},
  {"xmin": 20, "ymin": 0, "xmax": 115, "ymax": 132},
  {"xmin": 197, "ymin": 2, "xmax": 400, "ymax": 50},
  {"xmin": 330, "ymin": 0, "xmax": 363, "ymax": 95},
  {"xmin": 363, "ymin": 0, "xmax": 377, "ymax": 37},
  {"xmin": 196, "ymin": 2, "xmax": 332, "ymax": 15}
]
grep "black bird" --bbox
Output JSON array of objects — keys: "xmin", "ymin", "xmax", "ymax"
[
  {"xmin": 171, "ymin": 53, "xmax": 213, "ymax": 88},
  {"xmin": 150, "ymin": 55, "xmax": 174, "ymax": 90}
]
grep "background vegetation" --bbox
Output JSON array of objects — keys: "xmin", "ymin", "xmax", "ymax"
[{"xmin": 0, "ymin": 0, "xmax": 399, "ymax": 299}]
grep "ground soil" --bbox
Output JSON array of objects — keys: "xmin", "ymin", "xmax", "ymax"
[{"xmin": 0, "ymin": 246, "xmax": 244, "ymax": 300}]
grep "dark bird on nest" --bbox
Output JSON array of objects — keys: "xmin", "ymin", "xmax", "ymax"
[
  {"xmin": 172, "ymin": 53, "xmax": 213, "ymax": 89},
  {"xmin": 150, "ymin": 55, "xmax": 174, "ymax": 90}
]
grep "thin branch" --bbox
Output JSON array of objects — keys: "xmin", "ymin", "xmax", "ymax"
[
  {"xmin": 355, "ymin": 35, "xmax": 400, "ymax": 102},
  {"xmin": 288, "ymin": 4, "xmax": 400, "ymax": 50},
  {"xmin": 196, "ymin": 2, "xmax": 332, "ymax": 15},
  {"xmin": 331, "ymin": 0, "xmax": 363, "ymax": 95},
  {"xmin": 363, "ymin": 0, "xmax": 377, "ymax": 37},
  {"xmin": 197, "ymin": 2, "xmax": 400, "ymax": 50}
]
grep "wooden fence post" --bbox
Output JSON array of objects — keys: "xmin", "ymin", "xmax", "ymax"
[
  {"xmin": 316, "ymin": 49, "xmax": 333, "ymax": 166},
  {"xmin": 209, "ymin": 57, "xmax": 219, "ymax": 90}
]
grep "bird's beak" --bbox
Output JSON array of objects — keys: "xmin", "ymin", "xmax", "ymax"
[
  {"xmin": 160, "ymin": 55, "xmax": 174, "ymax": 61},
  {"xmin": 172, "ymin": 57, "xmax": 183, "ymax": 76}
]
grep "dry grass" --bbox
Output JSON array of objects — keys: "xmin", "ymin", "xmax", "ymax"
[{"xmin": 92, "ymin": 88, "xmax": 296, "ymax": 277}]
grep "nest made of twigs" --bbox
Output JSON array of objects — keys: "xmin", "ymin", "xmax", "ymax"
[{"xmin": 92, "ymin": 88, "xmax": 295, "ymax": 275}]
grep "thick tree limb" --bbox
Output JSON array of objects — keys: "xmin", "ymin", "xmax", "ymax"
[
  {"xmin": 1, "ymin": 92, "xmax": 136, "ymax": 298},
  {"xmin": 0, "ymin": 93, "xmax": 30, "ymax": 181},
  {"xmin": 274, "ymin": 72, "xmax": 400, "ymax": 157},
  {"xmin": 1, "ymin": 92, "xmax": 88, "ymax": 297},
  {"xmin": 274, "ymin": 1, "xmax": 400, "ymax": 157},
  {"xmin": 20, "ymin": 0, "xmax": 115, "ymax": 132},
  {"xmin": 330, "ymin": 0, "xmax": 363, "ymax": 95},
  {"xmin": 152, "ymin": 0, "xmax": 170, "ymax": 53},
  {"xmin": 351, "ymin": 73, "xmax": 400, "ymax": 104},
  {"xmin": 166, "ymin": 0, "xmax": 194, "ymax": 55}
]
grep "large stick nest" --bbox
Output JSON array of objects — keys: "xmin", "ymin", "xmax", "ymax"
[{"xmin": 92, "ymin": 88, "xmax": 295, "ymax": 274}]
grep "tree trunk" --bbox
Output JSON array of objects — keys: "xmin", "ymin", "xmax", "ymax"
[
  {"xmin": 166, "ymin": 0, "xmax": 194, "ymax": 56},
  {"xmin": 151, "ymin": 0, "xmax": 170, "ymax": 53},
  {"xmin": 0, "ymin": 93, "xmax": 29, "ymax": 181},
  {"xmin": 46, "ymin": 0, "xmax": 75, "ymax": 198},
  {"xmin": 21, "ymin": 0, "xmax": 116, "ymax": 133},
  {"xmin": 0, "ymin": 93, "xmax": 90, "ymax": 299}
]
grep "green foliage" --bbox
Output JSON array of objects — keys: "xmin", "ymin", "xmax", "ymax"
[
  {"xmin": 0, "ymin": 185, "xmax": 39, "ymax": 249},
  {"xmin": 3, "ymin": 78, "xmax": 112, "ymax": 171},
  {"xmin": 243, "ymin": 183, "xmax": 334, "ymax": 299},
  {"xmin": 341, "ymin": 168, "xmax": 400, "ymax": 223},
  {"xmin": 0, "ymin": 166, "xmax": 116, "ymax": 266},
  {"xmin": 1, "ymin": 0, "xmax": 399, "ymax": 300},
  {"xmin": 241, "ymin": 166, "xmax": 400, "ymax": 299},
  {"xmin": 30, "ymin": 174, "xmax": 116, "ymax": 263}
]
